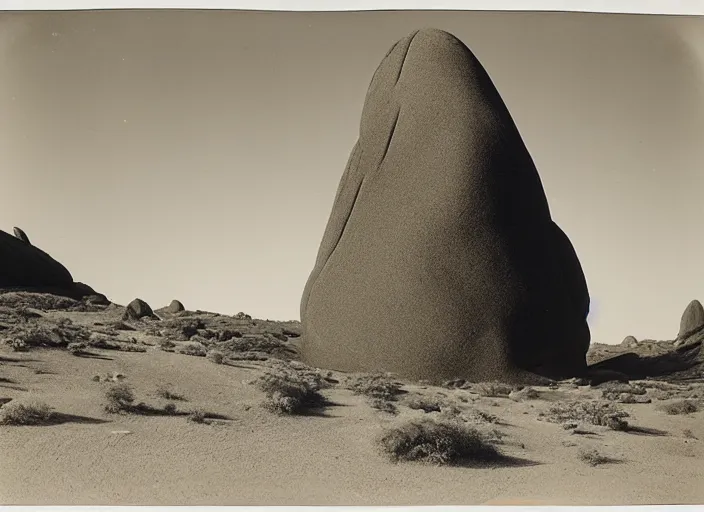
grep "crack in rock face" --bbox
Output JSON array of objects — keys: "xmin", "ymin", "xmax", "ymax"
[{"xmin": 300, "ymin": 28, "xmax": 591, "ymax": 384}]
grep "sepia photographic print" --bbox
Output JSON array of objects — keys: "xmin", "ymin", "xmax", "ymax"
[{"xmin": 1, "ymin": 3, "xmax": 703, "ymax": 506}]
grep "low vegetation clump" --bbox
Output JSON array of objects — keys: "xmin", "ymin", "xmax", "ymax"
[
  {"xmin": 379, "ymin": 419, "xmax": 502, "ymax": 466},
  {"xmin": 252, "ymin": 362, "xmax": 329, "ymax": 415},
  {"xmin": 683, "ymin": 429, "xmax": 697, "ymax": 439},
  {"xmin": 475, "ymin": 382, "xmax": 514, "ymax": 398},
  {"xmin": 347, "ymin": 373, "xmax": 404, "ymax": 402},
  {"xmin": 188, "ymin": 409, "xmax": 207, "ymax": 423},
  {"xmin": 543, "ymin": 400, "xmax": 630, "ymax": 431},
  {"xmin": 207, "ymin": 350, "xmax": 225, "ymax": 364},
  {"xmin": 657, "ymin": 400, "xmax": 700, "ymax": 415},
  {"xmin": 158, "ymin": 339, "xmax": 176, "ymax": 352},
  {"xmin": 406, "ymin": 396, "xmax": 444, "ymax": 413},
  {"xmin": 156, "ymin": 385, "xmax": 185, "ymax": 401},
  {"xmin": 104, "ymin": 384, "xmax": 136, "ymax": 413},
  {"xmin": 8, "ymin": 338, "xmax": 28, "ymax": 352},
  {"xmin": 370, "ymin": 398, "xmax": 398, "ymax": 414},
  {"xmin": 67, "ymin": 342, "xmax": 87, "ymax": 355},
  {"xmin": 176, "ymin": 341, "xmax": 207, "ymax": 357},
  {"xmin": 578, "ymin": 447, "xmax": 615, "ymax": 467},
  {"xmin": 0, "ymin": 401, "xmax": 54, "ymax": 425}
]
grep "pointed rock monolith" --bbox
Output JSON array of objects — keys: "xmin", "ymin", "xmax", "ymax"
[{"xmin": 300, "ymin": 28, "xmax": 591, "ymax": 384}]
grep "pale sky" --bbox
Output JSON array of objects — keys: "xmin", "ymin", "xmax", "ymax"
[{"xmin": 1, "ymin": 10, "xmax": 703, "ymax": 344}]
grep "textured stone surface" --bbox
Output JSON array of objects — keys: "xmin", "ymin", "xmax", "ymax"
[
  {"xmin": 300, "ymin": 28, "xmax": 590, "ymax": 383},
  {"xmin": 123, "ymin": 298, "xmax": 155, "ymax": 320},
  {"xmin": 12, "ymin": 227, "xmax": 31, "ymax": 245},
  {"xmin": 166, "ymin": 299, "xmax": 185, "ymax": 313},
  {"xmin": 678, "ymin": 300, "xmax": 704, "ymax": 340}
]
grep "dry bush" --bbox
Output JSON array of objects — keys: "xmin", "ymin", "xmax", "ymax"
[
  {"xmin": 406, "ymin": 396, "xmax": 444, "ymax": 413},
  {"xmin": 370, "ymin": 399, "xmax": 398, "ymax": 414},
  {"xmin": 158, "ymin": 339, "xmax": 176, "ymax": 351},
  {"xmin": 476, "ymin": 382, "xmax": 514, "ymax": 398},
  {"xmin": 379, "ymin": 419, "xmax": 502, "ymax": 466},
  {"xmin": 104, "ymin": 383, "xmax": 136, "ymax": 413},
  {"xmin": 578, "ymin": 447, "xmax": 615, "ymax": 467},
  {"xmin": 347, "ymin": 373, "xmax": 404, "ymax": 402},
  {"xmin": 252, "ymin": 362, "xmax": 329, "ymax": 415},
  {"xmin": 156, "ymin": 385, "xmax": 185, "ymax": 401},
  {"xmin": 67, "ymin": 341, "xmax": 87, "ymax": 355},
  {"xmin": 207, "ymin": 350, "xmax": 225, "ymax": 364},
  {"xmin": 657, "ymin": 400, "xmax": 700, "ymax": 415},
  {"xmin": 0, "ymin": 401, "xmax": 54, "ymax": 425},
  {"xmin": 543, "ymin": 400, "xmax": 630, "ymax": 431},
  {"xmin": 176, "ymin": 341, "xmax": 207, "ymax": 357}
]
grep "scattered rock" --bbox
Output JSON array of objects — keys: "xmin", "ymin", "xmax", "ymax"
[
  {"xmin": 12, "ymin": 227, "xmax": 30, "ymax": 245},
  {"xmin": 166, "ymin": 300, "xmax": 185, "ymax": 313},
  {"xmin": 122, "ymin": 298, "xmax": 155, "ymax": 321},
  {"xmin": 509, "ymin": 387, "xmax": 540, "ymax": 401},
  {"xmin": 677, "ymin": 300, "xmax": 704, "ymax": 342}
]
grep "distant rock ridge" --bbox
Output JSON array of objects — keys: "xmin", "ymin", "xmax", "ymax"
[
  {"xmin": 300, "ymin": 28, "xmax": 591, "ymax": 384},
  {"xmin": 0, "ymin": 226, "xmax": 106, "ymax": 302}
]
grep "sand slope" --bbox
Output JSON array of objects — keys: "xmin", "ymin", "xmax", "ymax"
[{"xmin": 0, "ymin": 295, "xmax": 703, "ymax": 505}]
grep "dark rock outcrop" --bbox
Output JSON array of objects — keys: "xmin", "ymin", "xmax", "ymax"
[
  {"xmin": 13, "ymin": 227, "xmax": 30, "ymax": 245},
  {"xmin": 300, "ymin": 28, "xmax": 591, "ymax": 384},
  {"xmin": 0, "ymin": 228, "xmax": 73, "ymax": 289},
  {"xmin": 166, "ymin": 299, "xmax": 185, "ymax": 313},
  {"xmin": 678, "ymin": 300, "xmax": 704, "ymax": 340},
  {"xmin": 122, "ymin": 298, "xmax": 155, "ymax": 320}
]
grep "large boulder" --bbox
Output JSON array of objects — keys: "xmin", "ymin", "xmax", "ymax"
[
  {"xmin": 166, "ymin": 299, "xmax": 185, "ymax": 313},
  {"xmin": 300, "ymin": 28, "xmax": 591, "ymax": 384},
  {"xmin": 0, "ymin": 228, "xmax": 73, "ymax": 289},
  {"xmin": 678, "ymin": 300, "xmax": 704, "ymax": 340},
  {"xmin": 123, "ymin": 298, "xmax": 156, "ymax": 320}
]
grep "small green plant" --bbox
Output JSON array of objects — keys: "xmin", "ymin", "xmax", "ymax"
[
  {"xmin": 0, "ymin": 401, "xmax": 54, "ymax": 425},
  {"xmin": 379, "ymin": 419, "xmax": 502, "ymax": 466},
  {"xmin": 105, "ymin": 383, "xmax": 136, "ymax": 413}
]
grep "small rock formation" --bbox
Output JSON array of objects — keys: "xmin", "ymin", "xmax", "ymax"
[
  {"xmin": 12, "ymin": 227, "xmax": 30, "ymax": 245},
  {"xmin": 123, "ymin": 298, "xmax": 155, "ymax": 320},
  {"xmin": 621, "ymin": 335, "xmax": 638, "ymax": 348},
  {"xmin": 677, "ymin": 300, "xmax": 704, "ymax": 341},
  {"xmin": 300, "ymin": 28, "xmax": 591, "ymax": 384},
  {"xmin": 166, "ymin": 299, "xmax": 185, "ymax": 313}
]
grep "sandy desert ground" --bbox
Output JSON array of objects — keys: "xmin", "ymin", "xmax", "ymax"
[{"xmin": 0, "ymin": 291, "xmax": 703, "ymax": 506}]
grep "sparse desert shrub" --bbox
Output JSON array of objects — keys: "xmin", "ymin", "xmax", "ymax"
[
  {"xmin": 370, "ymin": 398, "xmax": 398, "ymax": 414},
  {"xmin": 121, "ymin": 344, "xmax": 147, "ymax": 353},
  {"xmin": 543, "ymin": 401, "xmax": 630, "ymax": 431},
  {"xmin": 234, "ymin": 312, "xmax": 252, "ymax": 320},
  {"xmin": 176, "ymin": 341, "xmax": 207, "ymax": 357},
  {"xmin": 683, "ymin": 429, "xmax": 697, "ymax": 439},
  {"xmin": 657, "ymin": 400, "xmax": 700, "ymax": 415},
  {"xmin": 578, "ymin": 448, "xmax": 614, "ymax": 467},
  {"xmin": 156, "ymin": 385, "xmax": 185, "ymax": 401},
  {"xmin": 206, "ymin": 350, "xmax": 224, "ymax": 364},
  {"xmin": 67, "ymin": 342, "xmax": 87, "ymax": 355},
  {"xmin": 163, "ymin": 403, "xmax": 177, "ymax": 415},
  {"xmin": 104, "ymin": 383, "xmax": 136, "ymax": 413},
  {"xmin": 228, "ymin": 351, "xmax": 268, "ymax": 361},
  {"xmin": 252, "ymin": 362, "xmax": 328, "ymax": 415},
  {"xmin": 188, "ymin": 409, "xmax": 207, "ymax": 423},
  {"xmin": 0, "ymin": 401, "xmax": 53, "ymax": 425},
  {"xmin": 379, "ymin": 419, "xmax": 502, "ymax": 466},
  {"xmin": 347, "ymin": 373, "xmax": 403, "ymax": 402},
  {"xmin": 159, "ymin": 339, "xmax": 176, "ymax": 351},
  {"xmin": 599, "ymin": 382, "xmax": 647, "ymax": 396},
  {"xmin": 476, "ymin": 382, "xmax": 514, "ymax": 398},
  {"xmin": 463, "ymin": 408, "xmax": 500, "ymax": 425},
  {"xmin": 406, "ymin": 396, "xmax": 444, "ymax": 413}
]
